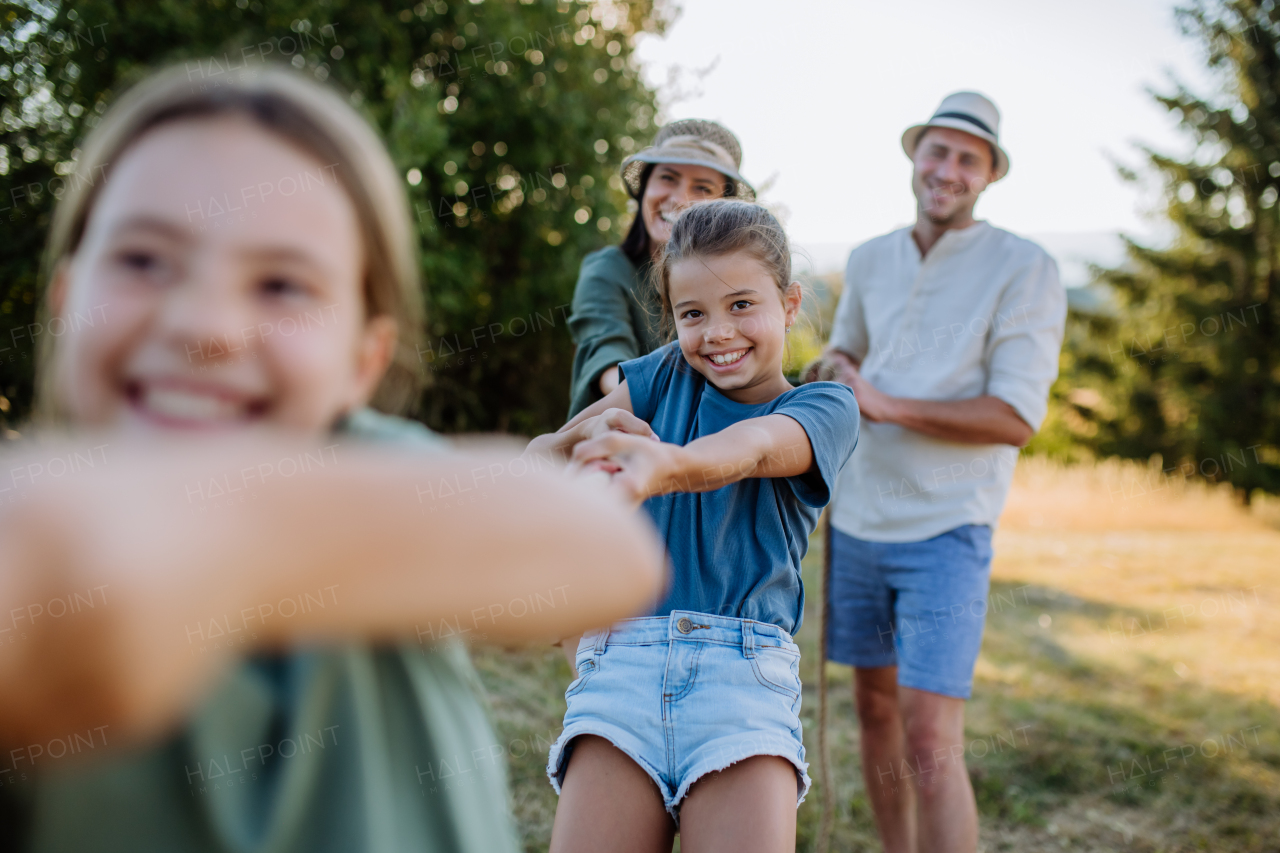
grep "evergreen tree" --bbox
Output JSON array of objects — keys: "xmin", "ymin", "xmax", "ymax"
[
  {"xmin": 1070, "ymin": 0, "xmax": 1280, "ymax": 500},
  {"xmin": 1, "ymin": 0, "xmax": 667, "ymax": 435}
]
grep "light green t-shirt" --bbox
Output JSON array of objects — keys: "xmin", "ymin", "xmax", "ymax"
[{"xmin": 2, "ymin": 409, "xmax": 521, "ymax": 853}]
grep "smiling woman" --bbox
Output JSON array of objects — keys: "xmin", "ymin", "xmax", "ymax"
[{"xmin": 565, "ymin": 119, "xmax": 755, "ymax": 417}]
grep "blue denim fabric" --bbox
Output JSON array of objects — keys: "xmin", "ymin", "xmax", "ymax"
[
  {"xmin": 826, "ymin": 524, "xmax": 993, "ymax": 699},
  {"xmin": 546, "ymin": 611, "xmax": 811, "ymax": 822}
]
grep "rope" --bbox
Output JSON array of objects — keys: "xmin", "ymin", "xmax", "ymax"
[{"xmin": 816, "ymin": 510, "xmax": 835, "ymax": 853}]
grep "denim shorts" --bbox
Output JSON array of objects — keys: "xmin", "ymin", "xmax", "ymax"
[
  {"xmin": 826, "ymin": 524, "xmax": 993, "ymax": 699},
  {"xmin": 546, "ymin": 610, "xmax": 811, "ymax": 822}
]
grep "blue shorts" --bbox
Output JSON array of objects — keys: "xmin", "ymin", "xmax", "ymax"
[
  {"xmin": 546, "ymin": 611, "xmax": 811, "ymax": 822},
  {"xmin": 826, "ymin": 524, "xmax": 993, "ymax": 699}
]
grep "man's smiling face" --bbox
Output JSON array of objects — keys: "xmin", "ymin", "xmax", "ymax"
[{"xmin": 911, "ymin": 126, "xmax": 997, "ymax": 225}]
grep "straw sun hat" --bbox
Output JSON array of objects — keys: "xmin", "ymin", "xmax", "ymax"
[
  {"xmin": 901, "ymin": 91, "xmax": 1010, "ymax": 181},
  {"xmin": 620, "ymin": 119, "xmax": 755, "ymax": 201}
]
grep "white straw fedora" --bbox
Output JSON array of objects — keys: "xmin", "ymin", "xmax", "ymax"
[
  {"xmin": 621, "ymin": 118, "xmax": 755, "ymax": 201},
  {"xmin": 901, "ymin": 91, "xmax": 1010, "ymax": 181}
]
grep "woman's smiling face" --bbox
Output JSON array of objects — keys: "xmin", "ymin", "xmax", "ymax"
[
  {"xmin": 51, "ymin": 116, "xmax": 395, "ymax": 437},
  {"xmin": 640, "ymin": 163, "xmax": 727, "ymax": 250},
  {"xmin": 668, "ymin": 252, "xmax": 801, "ymax": 406}
]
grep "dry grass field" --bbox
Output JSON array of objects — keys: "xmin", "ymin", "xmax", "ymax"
[{"xmin": 471, "ymin": 459, "xmax": 1280, "ymax": 852}]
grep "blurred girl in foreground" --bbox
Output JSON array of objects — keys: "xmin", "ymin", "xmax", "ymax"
[{"xmin": 0, "ymin": 64, "xmax": 663, "ymax": 852}]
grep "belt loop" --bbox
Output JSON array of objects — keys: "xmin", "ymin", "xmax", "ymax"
[
  {"xmin": 594, "ymin": 626, "xmax": 610, "ymax": 656},
  {"xmin": 742, "ymin": 619, "xmax": 756, "ymax": 659}
]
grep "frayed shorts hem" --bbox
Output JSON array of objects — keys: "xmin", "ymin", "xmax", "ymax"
[{"xmin": 547, "ymin": 725, "xmax": 810, "ymax": 823}]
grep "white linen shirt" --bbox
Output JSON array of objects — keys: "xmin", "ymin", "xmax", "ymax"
[{"xmin": 828, "ymin": 221, "xmax": 1066, "ymax": 543}]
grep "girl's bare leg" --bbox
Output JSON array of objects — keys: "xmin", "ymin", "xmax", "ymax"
[
  {"xmin": 678, "ymin": 755, "xmax": 798, "ymax": 853},
  {"xmin": 549, "ymin": 735, "xmax": 676, "ymax": 853}
]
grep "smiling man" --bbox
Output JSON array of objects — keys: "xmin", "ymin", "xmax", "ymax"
[{"xmin": 805, "ymin": 92, "xmax": 1066, "ymax": 853}]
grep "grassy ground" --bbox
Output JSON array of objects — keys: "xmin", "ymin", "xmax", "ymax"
[{"xmin": 472, "ymin": 458, "xmax": 1280, "ymax": 852}]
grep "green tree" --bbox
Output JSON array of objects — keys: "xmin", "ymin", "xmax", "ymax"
[
  {"xmin": 1066, "ymin": 0, "xmax": 1280, "ymax": 500},
  {"xmin": 1, "ymin": 0, "xmax": 666, "ymax": 435}
]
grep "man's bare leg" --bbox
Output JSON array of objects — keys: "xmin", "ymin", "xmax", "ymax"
[
  {"xmin": 854, "ymin": 666, "xmax": 917, "ymax": 853},
  {"xmin": 899, "ymin": 685, "xmax": 977, "ymax": 853}
]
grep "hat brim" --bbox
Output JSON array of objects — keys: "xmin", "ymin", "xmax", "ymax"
[
  {"xmin": 620, "ymin": 152, "xmax": 755, "ymax": 201},
  {"xmin": 902, "ymin": 119, "xmax": 1009, "ymax": 181}
]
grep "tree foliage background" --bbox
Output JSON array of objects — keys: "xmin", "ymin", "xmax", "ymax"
[
  {"xmin": 1, "ymin": 0, "xmax": 666, "ymax": 435},
  {"xmin": 1030, "ymin": 0, "xmax": 1280, "ymax": 500},
  {"xmin": 7, "ymin": 0, "xmax": 1279, "ymax": 495}
]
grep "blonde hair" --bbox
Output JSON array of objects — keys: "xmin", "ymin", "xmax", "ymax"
[
  {"xmin": 36, "ymin": 63, "xmax": 423, "ymax": 420},
  {"xmin": 651, "ymin": 199, "xmax": 794, "ymax": 341}
]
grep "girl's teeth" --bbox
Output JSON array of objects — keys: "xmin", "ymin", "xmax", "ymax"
[
  {"xmin": 144, "ymin": 388, "xmax": 243, "ymax": 421},
  {"xmin": 709, "ymin": 350, "xmax": 746, "ymax": 366}
]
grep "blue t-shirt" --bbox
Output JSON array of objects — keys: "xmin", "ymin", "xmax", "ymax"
[{"xmin": 620, "ymin": 343, "xmax": 860, "ymax": 635}]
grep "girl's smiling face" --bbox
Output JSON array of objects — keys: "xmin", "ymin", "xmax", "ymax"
[
  {"xmin": 51, "ymin": 116, "xmax": 395, "ymax": 436},
  {"xmin": 668, "ymin": 252, "xmax": 801, "ymax": 406}
]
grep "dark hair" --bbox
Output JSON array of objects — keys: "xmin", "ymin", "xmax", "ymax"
[
  {"xmin": 651, "ymin": 199, "xmax": 792, "ymax": 340},
  {"xmin": 620, "ymin": 163, "xmax": 656, "ymax": 266},
  {"xmin": 619, "ymin": 163, "xmax": 737, "ymax": 267}
]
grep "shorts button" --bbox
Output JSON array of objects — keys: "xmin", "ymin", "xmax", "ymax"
[{"xmin": 676, "ymin": 617, "xmax": 693, "ymax": 634}]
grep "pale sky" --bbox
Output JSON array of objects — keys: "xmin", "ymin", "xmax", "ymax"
[{"xmin": 634, "ymin": 0, "xmax": 1213, "ymax": 252}]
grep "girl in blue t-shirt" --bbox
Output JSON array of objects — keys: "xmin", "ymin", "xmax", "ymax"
[{"xmin": 530, "ymin": 199, "xmax": 860, "ymax": 852}]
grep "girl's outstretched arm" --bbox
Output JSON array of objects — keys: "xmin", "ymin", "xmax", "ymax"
[
  {"xmin": 560, "ymin": 379, "xmax": 635, "ymax": 431},
  {"xmin": 0, "ymin": 440, "xmax": 665, "ymax": 746},
  {"xmin": 525, "ymin": 380, "xmax": 656, "ymax": 463},
  {"xmin": 570, "ymin": 413, "xmax": 815, "ymax": 505}
]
